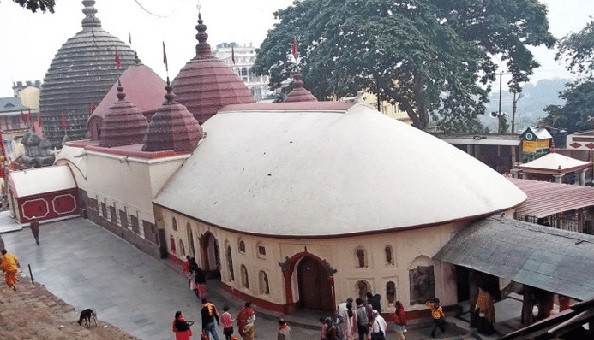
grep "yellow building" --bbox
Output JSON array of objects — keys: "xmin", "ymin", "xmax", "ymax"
[
  {"xmin": 18, "ymin": 86, "xmax": 40, "ymax": 111},
  {"xmin": 340, "ymin": 90, "xmax": 412, "ymax": 124}
]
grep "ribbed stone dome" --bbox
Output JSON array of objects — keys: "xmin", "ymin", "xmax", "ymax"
[
  {"xmin": 99, "ymin": 80, "xmax": 148, "ymax": 148},
  {"xmin": 283, "ymin": 74, "xmax": 318, "ymax": 103},
  {"xmin": 142, "ymin": 80, "xmax": 204, "ymax": 153},
  {"xmin": 172, "ymin": 13, "xmax": 254, "ymax": 124},
  {"xmin": 40, "ymin": 0, "xmax": 135, "ymax": 148}
]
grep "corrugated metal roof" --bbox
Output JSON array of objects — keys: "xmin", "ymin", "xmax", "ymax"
[
  {"xmin": 0, "ymin": 97, "xmax": 28, "ymax": 113},
  {"xmin": 510, "ymin": 178, "xmax": 594, "ymax": 218},
  {"xmin": 434, "ymin": 217, "xmax": 594, "ymax": 300}
]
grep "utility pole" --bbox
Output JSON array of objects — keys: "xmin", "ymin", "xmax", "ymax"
[
  {"xmin": 498, "ymin": 71, "xmax": 503, "ymax": 133},
  {"xmin": 511, "ymin": 90, "xmax": 523, "ymax": 134}
]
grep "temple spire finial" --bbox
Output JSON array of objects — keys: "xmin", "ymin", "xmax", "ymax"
[
  {"xmin": 81, "ymin": 0, "xmax": 101, "ymax": 28},
  {"xmin": 165, "ymin": 77, "xmax": 176, "ymax": 104},
  {"xmin": 116, "ymin": 78, "xmax": 126, "ymax": 101},
  {"xmin": 194, "ymin": 4, "xmax": 213, "ymax": 59}
]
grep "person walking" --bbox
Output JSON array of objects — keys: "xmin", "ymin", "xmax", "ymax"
[
  {"xmin": 30, "ymin": 219, "xmax": 40, "ymax": 245},
  {"xmin": 172, "ymin": 310, "xmax": 193, "ymax": 340},
  {"xmin": 201, "ymin": 298, "xmax": 220, "ymax": 340},
  {"xmin": 369, "ymin": 310, "xmax": 387, "ymax": 340},
  {"xmin": 393, "ymin": 301, "xmax": 407, "ymax": 340},
  {"xmin": 426, "ymin": 298, "xmax": 447, "ymax": 338},
  {"xmin": 220, "ymin": 305, "xmax": 234, "ymax": 340},
  {"xmin": 320, "ymin": 317, "xmax": 329, "ymax": 340},
  {"xmin": 237, "ymin": 301, "xmax": 255, "ymax": 340},
  {"xmin": 1, "ymin": 249, "xmax": 19, "ymax": 290},
  {"xmin": 475, "ymin": 287, "xmax": 495, "ymax": 335},
  {"xmin": 277, "ymin": 317, "xmax": 291, "ymax": 340},
  {"xmin": 194, "ymin": 267, "xmax": 207, "ymax": 298},
  {"xmin": 355, "ymin": 298, "xmax": 369, "ymax": 340},
  {"xmin": 338, "ymin": 298, "xmax": 356, "ymax": 340}
]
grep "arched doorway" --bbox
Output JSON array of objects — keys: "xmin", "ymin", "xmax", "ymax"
[
  {"xmin": 297, "ymin": 257, "xmax": 334, "ymax": 311},
  {"xmin": 201, "ymin": 232, "xmax": 221, "ymax": 279}
]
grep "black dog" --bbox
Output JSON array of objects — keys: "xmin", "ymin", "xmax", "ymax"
[{"xmin": 77, "ymin": 309, "xmax": 97, "ymax": 327}]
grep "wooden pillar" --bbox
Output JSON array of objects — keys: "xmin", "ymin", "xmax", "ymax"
[
  {"xmin": 521, "ymin": 285, "xmax": 535, "ymax": 327},
  {"xmin": 469, "ymin": 269, "xmax": 479, "ymax": 327}
]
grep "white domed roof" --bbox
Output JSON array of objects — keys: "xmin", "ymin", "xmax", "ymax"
[{"xmin": 154, "ymin": 103, "xmax": 526, "ymax": 237}]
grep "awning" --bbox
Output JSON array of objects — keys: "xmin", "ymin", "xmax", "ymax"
[
  {"xmin": 434, "ymin": 217, "xmax": 594, "ymax": 300},
  {"xmin": 510, "ymin": 178, "xmax": 594, "ymax": 218}
]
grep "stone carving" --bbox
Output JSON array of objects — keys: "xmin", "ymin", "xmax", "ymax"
[
  {"xmin": 18, "ymin": 132, "xmax": 56, "ymax": 168},
  {"xmin": 409, "ymin": 265, "xmax": 436, "ymax": 305}
]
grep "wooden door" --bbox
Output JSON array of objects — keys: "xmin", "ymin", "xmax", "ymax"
[{"xmin": 297, "ymin": 257, "xmax": 333, "ymax": 311}]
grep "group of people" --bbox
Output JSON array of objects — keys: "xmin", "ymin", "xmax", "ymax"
[
  {"xmin": 321, "ymin": 292, "xmax": 401, "ymax": 340},
  {"xmin": 172, "ymin": 300, "xmax": 262, "ymax": 340}
]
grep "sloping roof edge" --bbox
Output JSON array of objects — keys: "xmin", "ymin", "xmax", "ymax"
[{"xmin": 434, "ymin": 217, "xmax": 594, "ymax": 300}]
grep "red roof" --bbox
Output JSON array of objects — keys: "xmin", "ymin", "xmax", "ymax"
[
  {"xmin": 99, "ymin": 81, "xmax": 148, "ymax": 147},
  {"xmin": 172, "ymin": 14, "xmax": 254, "ymax": 124},
  {"xmin": 283, "ymin": 74, "xmax": 318, "ymax": 103},
  {"xmin": 142, "ymin": 82, "xmax": 203, "ymax": 153},
  {"xmin": 510, "ymin": 178, "xmax": 594, "ymax": 218},
  {"xmin": 90, "ymin": 62, "xmax": 166, "ymax": 120}
]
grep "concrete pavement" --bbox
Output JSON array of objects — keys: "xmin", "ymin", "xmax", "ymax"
[
  {"xmin": 1, "ymin": 217, "xmax": 482, "ymax": 339},
  {"xmin": 1, "ymin": 217, "xmax": 321, "ymax": 340}
]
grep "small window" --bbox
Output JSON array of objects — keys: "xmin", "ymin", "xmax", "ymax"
[
  {"xmin": 178, "ymin": 239, "xmax": 185, "ymax": 257},
  {"xmin": 226, "ymin": 244, "xmax": 235, "ymax": 281},
  {"xmin": 356, "ymin": 280, "xmax": 370, "ymax": 299},
  {"xmin": 238, "ymin": 240, "xmax": 246, "ymax": 253},
  {"xmin": 257, "ymin": 244, "xmax": 266, "ymax": 257},
  {"xmin": 169, "ymin": 235, "xmax": 176, "ymax": 255},
  {"xmin": 172, "ymin": 217, "xmax": 178, "ymax": 231},
  {"xmin": 259, "ymin": 270, "xmax": 269, "ymax": 294},
  {"xmin": 387, "ymin": 281, "xmax": 396, "ymax": 304},
  {"xmin": 241, "ymin": 264, "xmax": 249, "ymax": 289},
  {"xmin": 355, "ymin": 247, "xmax": 368, "ymax": 268},
  {"xmin": 385, "ymin": 246, "xmax": 394, "ymax": 265}
]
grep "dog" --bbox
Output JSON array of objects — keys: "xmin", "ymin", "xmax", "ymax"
[{"xmin": 77, "ymin": 309, "xmax": 97, "ymax": 327}]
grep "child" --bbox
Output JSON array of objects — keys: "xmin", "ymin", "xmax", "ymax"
[
  {"xmin": 221, "ymin": 305, "xmax": 234, "ymax": 340},
  {"xmin": 426, "ymin": 298, "xmax": 446, "ymax": 338}
]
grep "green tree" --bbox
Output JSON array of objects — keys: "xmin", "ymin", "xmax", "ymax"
[
  {"xmin": 556, "ymin": 20, "xmax": 594, "ymax": 75},
  {"xmin": 11, "ymin": 0, "xmax": 55, "ymax": 13},
  {"xmin": 542, "ymin": 80, "xmax": 594, "ymax": 133},
  {"xmin": 544, "ymin": 20, "xmax": 594, "ymax": 133},
  {"xmin": 253, "ymin": 0, "xmax": 555, "ymax": 132}
]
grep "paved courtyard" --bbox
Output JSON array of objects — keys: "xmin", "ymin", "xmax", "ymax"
[
  {"xmin": 1, "ymin": 217, "xmax": 321, "ymax": 340},
  {"xmin": 0, "ymin": 217, "xmax": 487, "ymax": 340}
]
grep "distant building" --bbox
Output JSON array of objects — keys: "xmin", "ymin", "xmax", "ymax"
[
  {"xmin": 12, "ymin": 80, "xmax": 41, "ymax": 97},
  {"xmin": 339, "ymin": 91, "xmax": 411, "ymax": 124},
  {"xmin": 213, "ymin": 43, "xmax": 271, "ymax": 101}
]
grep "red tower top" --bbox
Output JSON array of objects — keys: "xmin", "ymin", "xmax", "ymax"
[
  {"xmin": 99, "ymin": 80, "xmax": 148, "ymax": 148},
  {"xmin": 283, "ymin": 74, "xmax": 318, "ymax": 103},
  {"xmin": 172, "ymin": 13, "xmax": 254, "ymax": 124},
  {"xmin": 142, "ymin": 79, "xmax": 204, "ymax": 153}
]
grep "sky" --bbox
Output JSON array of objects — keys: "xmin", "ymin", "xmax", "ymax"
[{"xmin": 0, "ymin": 0, "xmax": 592, "ymax": 97}]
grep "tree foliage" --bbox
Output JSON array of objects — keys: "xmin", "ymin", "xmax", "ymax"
[
  {"xmin": 253, "ymin": 0, "xmax": 555, "ymax": 132},
  {"xmin": 542, "ymin": 80, "xmax": 594, "ymax": 133},
  {"xmin": 11, "ymin": 0, "xmax": 55, "ymax": 13},
  {"xmin": 556, "ymin": 20, "xmax": 594, "ymax": 75},
  {"xmin": 544, "ymin": 20, "xmax": 594, "ymax": 133}
]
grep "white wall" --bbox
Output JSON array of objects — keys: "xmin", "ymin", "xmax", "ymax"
[{"xmin": 157, "ymin": 204, "xmax": 463, "ymax": 311}]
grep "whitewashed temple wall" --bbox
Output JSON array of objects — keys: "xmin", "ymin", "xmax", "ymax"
[{"xmin": 157, "ymin": 205, "xmax": 463, "ymax": 311}]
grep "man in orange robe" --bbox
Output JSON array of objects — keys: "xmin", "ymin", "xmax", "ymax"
[{"xmin": 1, "ymin": 249, "xmax": 19, "ymax": 290}]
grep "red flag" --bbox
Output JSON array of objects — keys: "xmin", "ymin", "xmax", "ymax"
[
  {"xmin": 90, "ymin": 102, "xmax": 95, "ymax": 114},
  {"xmin": 61, "ymin": 114, "xmax": 67, "ymax": 130},
  {"xmin": 38, "ymin": 114, "xmax": 42, "ymax": 127},
  {"xmin": 163, "ymin": 41, "xmax": 168, "ymax": 72},
  {"xmin": 115, "ymin": 47, "xmax": 121, "ymax": 69},
  {"xmin": 28, "ymin": 109, "xmax": 33, "ymax": 126},
  {"xmin": 231, "ymin": 46, "xmax": 236, "ymax": 64},
  {"xmin": 292, "ymin": 37, "xmax": 298, "ymax": 61}
]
